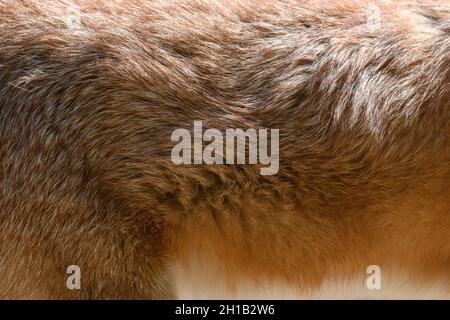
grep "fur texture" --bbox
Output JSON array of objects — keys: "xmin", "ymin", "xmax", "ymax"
[{"xmin": 0, "ymin": 0, "xmax": 449, "ymax": 299}]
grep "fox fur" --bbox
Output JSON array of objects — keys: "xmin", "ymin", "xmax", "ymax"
[{"xmin": 0, "ymin": 0, "xmax": 449, "ymax": 299}]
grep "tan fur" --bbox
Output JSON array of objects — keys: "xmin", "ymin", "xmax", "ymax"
[{"xmin": 0, "ymin": 0, "xmax": 449, "ymax": 299}]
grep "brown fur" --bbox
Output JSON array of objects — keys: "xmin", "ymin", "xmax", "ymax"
[{"xmin": 0, "ymin": 0, "xmax": 449, "ymax": 299}]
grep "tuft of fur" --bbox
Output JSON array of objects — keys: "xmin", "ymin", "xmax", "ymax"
[{"xmin": 0, "ymin": 0, "xmax": 449, "ymax": 299}]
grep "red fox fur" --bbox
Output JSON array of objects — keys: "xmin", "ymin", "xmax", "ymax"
[{"xmin": 0, "ymin": 0, "xmax": 449, "ymax": 299}]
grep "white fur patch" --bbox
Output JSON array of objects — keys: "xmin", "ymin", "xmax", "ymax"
[{"xmin": 173, "ymin": 260, "xmax": 450, "ymax": 300}]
